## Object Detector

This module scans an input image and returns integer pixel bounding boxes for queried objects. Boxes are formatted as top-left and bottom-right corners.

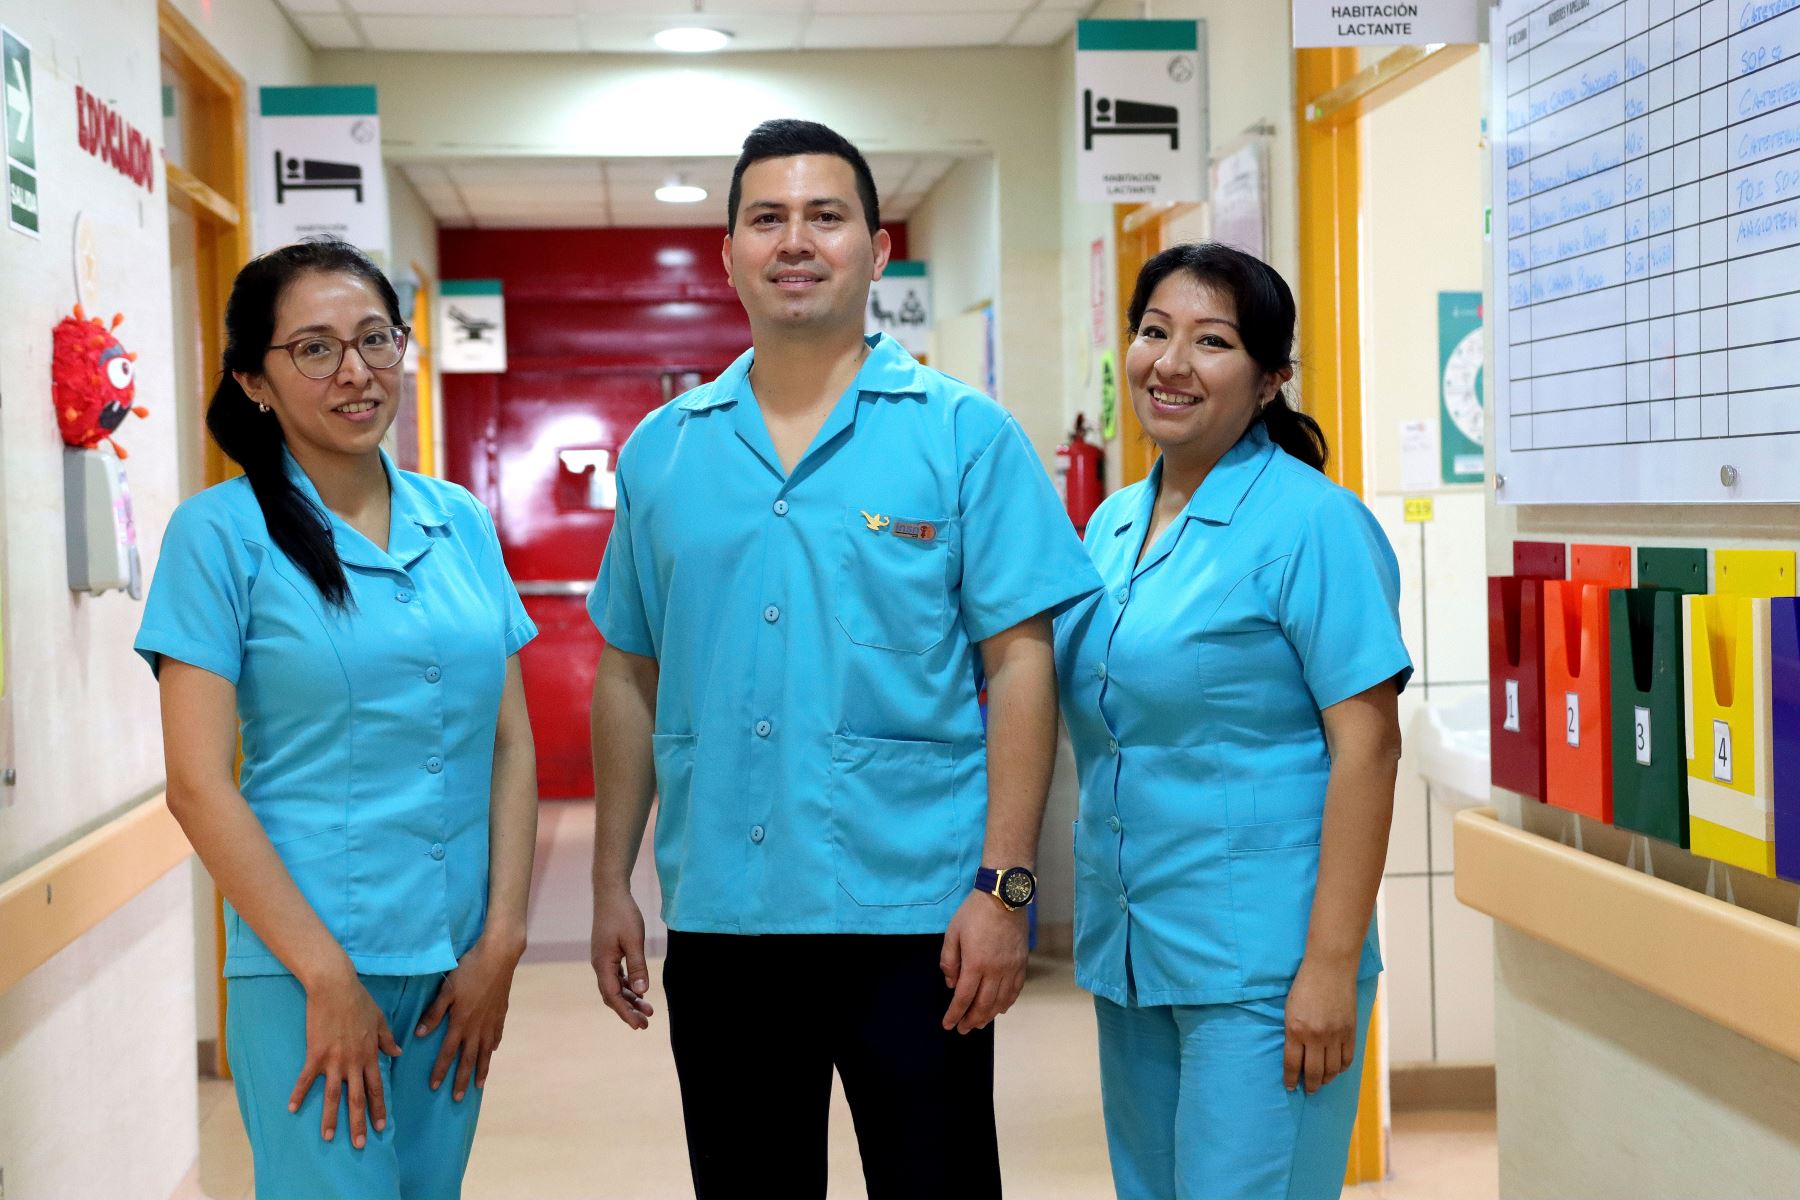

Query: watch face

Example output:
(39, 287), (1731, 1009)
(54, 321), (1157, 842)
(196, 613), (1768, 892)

(999, 868), (1035, 907)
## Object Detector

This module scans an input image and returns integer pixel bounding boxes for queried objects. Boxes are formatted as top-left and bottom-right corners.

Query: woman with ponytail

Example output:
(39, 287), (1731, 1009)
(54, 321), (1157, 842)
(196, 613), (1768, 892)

(135, 238), (538, 1199)
(1054, 243), (1410, 1199)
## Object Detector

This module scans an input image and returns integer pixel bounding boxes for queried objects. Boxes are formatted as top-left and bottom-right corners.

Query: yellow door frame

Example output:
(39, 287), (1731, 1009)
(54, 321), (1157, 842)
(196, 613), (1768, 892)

(160, 0), (251, 1079)
(1297, 40), (1480, 1186)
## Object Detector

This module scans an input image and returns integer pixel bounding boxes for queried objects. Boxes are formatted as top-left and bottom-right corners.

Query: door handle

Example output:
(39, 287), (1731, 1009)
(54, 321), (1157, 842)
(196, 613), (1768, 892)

(515, 580), (592, 596)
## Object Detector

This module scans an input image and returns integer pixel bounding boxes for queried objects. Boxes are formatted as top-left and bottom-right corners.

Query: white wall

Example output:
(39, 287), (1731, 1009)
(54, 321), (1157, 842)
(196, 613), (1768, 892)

(0, 0), (313, 1195)
(1359, 52), (1496, 1068)
(907, 155), (998, 327)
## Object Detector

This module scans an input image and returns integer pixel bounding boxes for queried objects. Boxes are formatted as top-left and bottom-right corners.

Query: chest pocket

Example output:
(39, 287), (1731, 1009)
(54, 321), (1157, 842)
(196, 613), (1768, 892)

(835, 507), (955, 654)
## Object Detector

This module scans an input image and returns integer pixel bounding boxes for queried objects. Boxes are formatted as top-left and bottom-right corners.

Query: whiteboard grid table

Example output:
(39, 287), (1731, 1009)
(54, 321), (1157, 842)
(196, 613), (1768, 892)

(1492, 0), (1800, 502)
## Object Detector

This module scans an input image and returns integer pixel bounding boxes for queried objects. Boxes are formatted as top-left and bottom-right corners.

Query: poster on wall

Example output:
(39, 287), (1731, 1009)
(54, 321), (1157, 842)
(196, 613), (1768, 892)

(1291, 0), (1481, 47)
(4, 26), (38, 237)
(438, 279), (507, 374)
(1438, 291), (1483, 484)
(1210, 136), (1269, 261)
(866, 260), (931, 356)
(254, 85), (388, 263)
(1076, 20), (1207, 204)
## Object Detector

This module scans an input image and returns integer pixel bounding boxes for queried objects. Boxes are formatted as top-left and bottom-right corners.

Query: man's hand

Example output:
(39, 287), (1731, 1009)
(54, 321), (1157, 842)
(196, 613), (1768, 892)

(939, 890), (1029, 1034)
(591, 883), (655, 1030)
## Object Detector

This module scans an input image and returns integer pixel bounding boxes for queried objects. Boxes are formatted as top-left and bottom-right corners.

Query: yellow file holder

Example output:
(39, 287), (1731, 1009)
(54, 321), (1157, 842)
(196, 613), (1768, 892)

(1684, 551), (1795, 877)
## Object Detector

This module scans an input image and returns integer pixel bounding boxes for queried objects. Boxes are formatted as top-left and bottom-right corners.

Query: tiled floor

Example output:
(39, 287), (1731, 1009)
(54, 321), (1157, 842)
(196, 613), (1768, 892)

(196, 801), (1499, 1198)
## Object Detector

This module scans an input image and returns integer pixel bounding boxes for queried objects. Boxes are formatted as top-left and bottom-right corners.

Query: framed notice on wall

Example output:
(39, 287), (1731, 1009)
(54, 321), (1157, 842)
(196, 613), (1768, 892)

(1491, 0), (1800, 503)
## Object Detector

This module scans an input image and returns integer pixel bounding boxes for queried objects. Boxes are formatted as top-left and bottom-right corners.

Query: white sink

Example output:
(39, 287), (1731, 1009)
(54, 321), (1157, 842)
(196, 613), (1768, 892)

(1409, 693), (1492, 811)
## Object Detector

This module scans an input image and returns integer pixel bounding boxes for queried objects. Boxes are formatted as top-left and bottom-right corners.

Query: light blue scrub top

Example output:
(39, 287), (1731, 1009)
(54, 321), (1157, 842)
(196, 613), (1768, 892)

(589, 334), (1102, 935)
(135, 449), (537, 977)
(1055, 425), (1411, 1007)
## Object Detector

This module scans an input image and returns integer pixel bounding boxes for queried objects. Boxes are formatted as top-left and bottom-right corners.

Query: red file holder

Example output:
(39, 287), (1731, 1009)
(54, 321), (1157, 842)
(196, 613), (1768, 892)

(1490, 575), (1549, 800)
(1541, 545), (1632, 822)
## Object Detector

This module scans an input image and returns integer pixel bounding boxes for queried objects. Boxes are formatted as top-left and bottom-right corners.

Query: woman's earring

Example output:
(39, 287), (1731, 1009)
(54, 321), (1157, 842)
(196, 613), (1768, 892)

(255, 400), (270, 413)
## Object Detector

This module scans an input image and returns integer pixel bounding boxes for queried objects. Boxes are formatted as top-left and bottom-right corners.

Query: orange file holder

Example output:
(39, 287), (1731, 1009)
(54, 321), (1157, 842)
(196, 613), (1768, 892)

(1684, 550), (1797, 877)
(1542, 544), (1632, 821)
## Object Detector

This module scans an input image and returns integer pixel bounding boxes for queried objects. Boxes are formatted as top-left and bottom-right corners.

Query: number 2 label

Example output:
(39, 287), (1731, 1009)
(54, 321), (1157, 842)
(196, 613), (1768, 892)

(1713, 719), (1733, 783)
(1565, 692), (1580, 747)
(1634, 706), (1651, 766)
(1504, 679), (1521, 733)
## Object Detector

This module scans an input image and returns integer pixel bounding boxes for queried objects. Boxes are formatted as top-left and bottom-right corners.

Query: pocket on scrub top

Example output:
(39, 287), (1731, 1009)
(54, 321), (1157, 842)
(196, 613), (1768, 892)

(834, 507), (954, 654)
(1226, 814), (1323, 989)
(830, 734), (962, 906)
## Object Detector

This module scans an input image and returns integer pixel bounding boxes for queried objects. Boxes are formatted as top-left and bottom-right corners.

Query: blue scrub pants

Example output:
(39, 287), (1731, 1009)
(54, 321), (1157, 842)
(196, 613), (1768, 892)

(226, 972), (483, 1200)
(1094, 975), (1379, 1200)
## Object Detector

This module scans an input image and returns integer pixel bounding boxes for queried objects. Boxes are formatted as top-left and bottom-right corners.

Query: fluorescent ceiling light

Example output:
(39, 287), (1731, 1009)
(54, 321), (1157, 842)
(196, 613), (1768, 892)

(654, 26), (732, 52)
(655, 182), (708, 204)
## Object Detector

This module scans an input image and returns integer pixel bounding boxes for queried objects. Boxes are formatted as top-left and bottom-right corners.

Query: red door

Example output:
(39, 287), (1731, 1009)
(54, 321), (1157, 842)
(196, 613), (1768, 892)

(439, 228), (750, 799)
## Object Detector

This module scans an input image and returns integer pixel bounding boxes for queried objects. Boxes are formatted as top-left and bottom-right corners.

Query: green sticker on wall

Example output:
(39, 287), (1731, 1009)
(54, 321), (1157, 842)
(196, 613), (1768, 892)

(1100, 351), (1117, 440)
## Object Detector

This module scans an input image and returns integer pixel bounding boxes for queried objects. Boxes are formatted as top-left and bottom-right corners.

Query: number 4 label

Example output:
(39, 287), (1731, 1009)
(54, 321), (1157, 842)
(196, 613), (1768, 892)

(1503, 679), (1520, 733)
(1634, 706), (1651, 766)
(1565, 692), (1580, 747)
(1713, 719), (1733, 783)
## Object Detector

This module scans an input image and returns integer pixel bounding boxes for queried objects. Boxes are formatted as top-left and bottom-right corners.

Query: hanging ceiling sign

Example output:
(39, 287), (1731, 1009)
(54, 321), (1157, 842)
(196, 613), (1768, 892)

(438, 280), (507, 374)
(255, 85), (389, 262)
(866, 260), (931, 357)
(1291, 1), (1480, 47)
(1076, 20), (1207, 204)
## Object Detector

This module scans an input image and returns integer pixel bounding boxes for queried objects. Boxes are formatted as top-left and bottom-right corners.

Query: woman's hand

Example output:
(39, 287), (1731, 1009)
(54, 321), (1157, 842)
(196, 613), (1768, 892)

(415, 931), (526, 1102)
(290, 961), (402, 1147)
(1282, 955), (1361, 1094)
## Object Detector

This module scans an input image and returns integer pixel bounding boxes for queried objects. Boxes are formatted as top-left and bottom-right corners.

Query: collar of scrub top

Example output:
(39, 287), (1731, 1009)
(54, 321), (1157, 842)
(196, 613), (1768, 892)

(280, 444), (450, 572)
(1114, 422), (1277, 580)
(674, 333), (929, 483)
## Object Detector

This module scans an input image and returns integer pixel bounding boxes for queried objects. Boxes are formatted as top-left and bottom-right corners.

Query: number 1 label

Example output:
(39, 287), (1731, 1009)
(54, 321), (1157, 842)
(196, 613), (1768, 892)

(1504, 679), (1520, 733)
(1565, 692), (1580, 747)
(1633, 706), (1651, 766)
(1713, 719), (1733, 783)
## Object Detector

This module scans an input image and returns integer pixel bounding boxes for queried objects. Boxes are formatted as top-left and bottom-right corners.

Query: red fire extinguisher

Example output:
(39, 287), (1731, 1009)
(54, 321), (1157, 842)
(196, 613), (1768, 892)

(1055, 413), (1104, 535)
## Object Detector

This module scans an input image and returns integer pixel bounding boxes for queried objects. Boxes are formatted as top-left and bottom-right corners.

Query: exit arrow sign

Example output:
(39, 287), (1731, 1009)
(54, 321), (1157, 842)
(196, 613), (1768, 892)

(2, 28), (31, 171)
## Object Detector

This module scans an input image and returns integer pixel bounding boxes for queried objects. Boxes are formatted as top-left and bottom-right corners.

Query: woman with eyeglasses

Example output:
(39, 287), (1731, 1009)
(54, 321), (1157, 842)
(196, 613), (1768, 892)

(135, 238), (538, 1200)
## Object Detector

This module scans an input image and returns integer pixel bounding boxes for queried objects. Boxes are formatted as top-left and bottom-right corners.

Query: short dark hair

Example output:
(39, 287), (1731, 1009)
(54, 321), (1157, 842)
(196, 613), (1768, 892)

(727, 118), (880, 235)
(206, 237), (405, 607)
(1126, 242), (1328, 471)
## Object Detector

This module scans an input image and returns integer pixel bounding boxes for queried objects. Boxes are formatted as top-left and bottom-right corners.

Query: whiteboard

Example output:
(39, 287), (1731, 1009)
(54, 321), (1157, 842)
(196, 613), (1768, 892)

(1492, 0), (1800, 503)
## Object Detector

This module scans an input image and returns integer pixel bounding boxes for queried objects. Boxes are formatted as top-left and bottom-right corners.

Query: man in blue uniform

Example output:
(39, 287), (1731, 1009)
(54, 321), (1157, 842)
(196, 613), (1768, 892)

(585, 119), (1099, 1198)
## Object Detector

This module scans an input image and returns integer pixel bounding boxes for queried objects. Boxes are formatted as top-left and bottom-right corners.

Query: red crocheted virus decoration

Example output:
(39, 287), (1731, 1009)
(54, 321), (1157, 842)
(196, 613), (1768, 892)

(53, 305), (148, 459)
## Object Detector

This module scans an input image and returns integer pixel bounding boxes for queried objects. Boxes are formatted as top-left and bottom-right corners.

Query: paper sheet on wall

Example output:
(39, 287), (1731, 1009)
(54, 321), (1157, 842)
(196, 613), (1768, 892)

(1491, 0), (1800, 503)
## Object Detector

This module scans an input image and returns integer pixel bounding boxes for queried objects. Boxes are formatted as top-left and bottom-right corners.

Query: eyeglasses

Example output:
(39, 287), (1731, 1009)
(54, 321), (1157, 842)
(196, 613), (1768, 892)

(268, 325), (410, 380)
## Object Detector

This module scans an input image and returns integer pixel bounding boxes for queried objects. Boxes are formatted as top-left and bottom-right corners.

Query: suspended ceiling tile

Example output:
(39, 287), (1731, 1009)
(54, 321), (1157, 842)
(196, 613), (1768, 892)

(801, 12), (1020, 49)
(447, 159), (605, 187)
(1008, 9), (1078, 45)
(582, 0), (808, 12)
(356, 14), (584, 52)
(814, 0), (1034, 12)
(290, 13), (364, 49)
(347, 0), (577, 11)
(275, 0), (343, 15)
(886, 192), (927, 219)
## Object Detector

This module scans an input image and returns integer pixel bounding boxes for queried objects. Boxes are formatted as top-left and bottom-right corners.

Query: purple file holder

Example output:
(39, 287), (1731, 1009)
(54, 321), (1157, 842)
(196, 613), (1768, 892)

(1773, 598), (1800, 882)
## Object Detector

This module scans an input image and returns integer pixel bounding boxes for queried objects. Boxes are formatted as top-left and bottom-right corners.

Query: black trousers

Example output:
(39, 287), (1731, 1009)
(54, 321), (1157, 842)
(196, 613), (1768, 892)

(663, 930), (1002, 1200)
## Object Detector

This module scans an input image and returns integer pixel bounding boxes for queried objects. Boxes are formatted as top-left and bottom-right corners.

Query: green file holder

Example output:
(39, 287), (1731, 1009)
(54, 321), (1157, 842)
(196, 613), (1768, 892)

(1610, 587), (1692, 846)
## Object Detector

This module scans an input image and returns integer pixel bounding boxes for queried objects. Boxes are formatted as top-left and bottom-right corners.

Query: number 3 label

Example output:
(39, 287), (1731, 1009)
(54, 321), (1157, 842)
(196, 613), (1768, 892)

(1504, 679), (1520, 733)
(1633, 706), (1651, 766)
(1565, 692), (1580, 747)
(1713, 719), (1733, 783)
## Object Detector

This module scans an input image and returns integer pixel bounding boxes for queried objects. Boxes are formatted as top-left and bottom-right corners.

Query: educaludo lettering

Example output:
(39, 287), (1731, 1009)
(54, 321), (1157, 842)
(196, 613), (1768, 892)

(75, 85), (155, 192)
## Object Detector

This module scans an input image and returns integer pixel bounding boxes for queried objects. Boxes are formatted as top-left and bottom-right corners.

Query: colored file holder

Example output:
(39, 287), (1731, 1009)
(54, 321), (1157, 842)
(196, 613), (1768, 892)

(1542, 545), (1632, 821)
(1490, 575), (1548, 800)
(1684, 551), (1794, 877)
(1772, 599), (1800, 882)
(1610, 589), (1694, 846)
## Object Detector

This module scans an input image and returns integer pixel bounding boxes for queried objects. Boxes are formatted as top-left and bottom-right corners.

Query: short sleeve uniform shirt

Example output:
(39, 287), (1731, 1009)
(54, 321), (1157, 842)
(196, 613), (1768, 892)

(135, 449), (536, 977)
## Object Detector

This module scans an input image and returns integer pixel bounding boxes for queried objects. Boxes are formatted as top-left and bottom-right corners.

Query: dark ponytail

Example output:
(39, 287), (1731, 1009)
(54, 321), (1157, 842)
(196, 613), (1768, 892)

(205, 237), (404, 608)
(1125, 242), (1328, 472)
